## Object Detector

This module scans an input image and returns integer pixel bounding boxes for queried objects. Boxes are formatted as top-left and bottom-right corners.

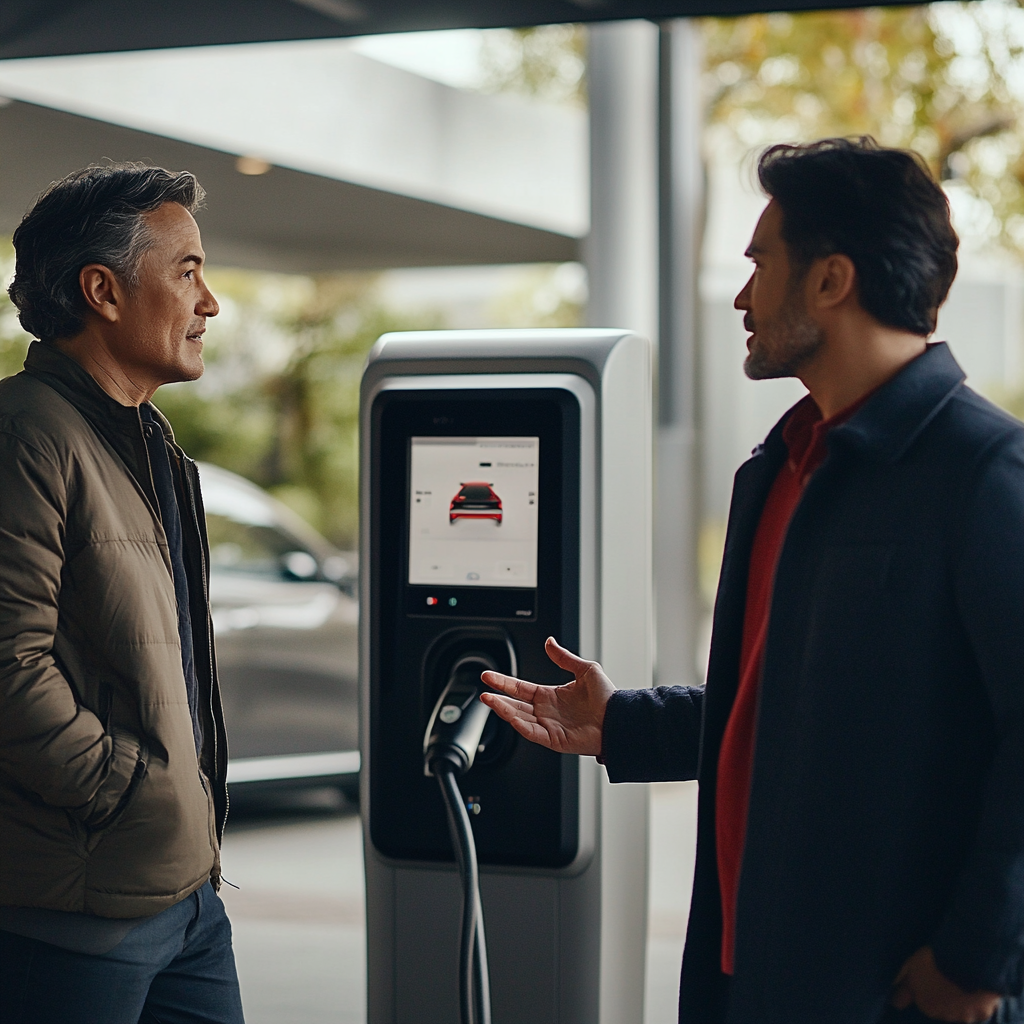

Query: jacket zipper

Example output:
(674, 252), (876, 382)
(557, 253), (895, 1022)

(181, 454), (228, 840)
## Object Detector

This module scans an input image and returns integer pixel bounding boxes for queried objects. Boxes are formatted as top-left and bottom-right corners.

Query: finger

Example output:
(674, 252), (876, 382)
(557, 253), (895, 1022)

(481, 671), (539, 701)
(480, 692), (535, 716)
(544, 636), (594, 676)
(479, 693), (557, 749)
(480, 692), (537, 722)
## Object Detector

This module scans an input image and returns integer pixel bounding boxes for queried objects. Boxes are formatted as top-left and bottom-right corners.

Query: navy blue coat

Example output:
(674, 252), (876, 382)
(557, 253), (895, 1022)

(602, 344), (1024, 1023)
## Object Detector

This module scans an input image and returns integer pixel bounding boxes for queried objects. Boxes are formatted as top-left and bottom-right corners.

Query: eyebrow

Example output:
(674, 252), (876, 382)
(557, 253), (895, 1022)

(179, 253), (204, 265)
(745, 243), (764, 258)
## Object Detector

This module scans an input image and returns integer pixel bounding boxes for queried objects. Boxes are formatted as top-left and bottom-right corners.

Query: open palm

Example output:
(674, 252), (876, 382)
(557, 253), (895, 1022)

(479, 637), (614, 757)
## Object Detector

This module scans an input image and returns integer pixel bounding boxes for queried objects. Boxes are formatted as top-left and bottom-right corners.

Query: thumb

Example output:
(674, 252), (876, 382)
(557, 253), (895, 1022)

(544, 636), (592, 677)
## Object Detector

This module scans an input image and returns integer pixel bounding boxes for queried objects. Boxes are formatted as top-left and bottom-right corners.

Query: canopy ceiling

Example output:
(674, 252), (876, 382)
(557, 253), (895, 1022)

(0, 99), (579, 271)
(1, 0), (930, 60)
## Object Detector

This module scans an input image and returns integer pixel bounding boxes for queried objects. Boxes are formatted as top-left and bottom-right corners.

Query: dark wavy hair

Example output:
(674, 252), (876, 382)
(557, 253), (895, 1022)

(8, 163), (205, 342)
(757, 138), (958, 336)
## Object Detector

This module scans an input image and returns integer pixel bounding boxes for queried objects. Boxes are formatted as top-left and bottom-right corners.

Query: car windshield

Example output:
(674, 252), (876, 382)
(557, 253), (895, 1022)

(207, 514), (309, 578)
(460, 486), (493, 501)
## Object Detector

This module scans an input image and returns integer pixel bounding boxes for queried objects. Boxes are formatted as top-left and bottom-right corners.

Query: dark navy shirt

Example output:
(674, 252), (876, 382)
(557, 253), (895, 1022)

(140, 403), (202, 755)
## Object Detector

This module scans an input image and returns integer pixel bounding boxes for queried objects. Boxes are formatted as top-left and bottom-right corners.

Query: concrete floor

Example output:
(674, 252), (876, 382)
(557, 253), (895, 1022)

(220, 781), (698, 1024)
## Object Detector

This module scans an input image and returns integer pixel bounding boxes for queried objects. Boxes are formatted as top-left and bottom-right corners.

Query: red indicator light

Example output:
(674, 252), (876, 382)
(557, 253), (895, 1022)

(426, 596), (438, 606)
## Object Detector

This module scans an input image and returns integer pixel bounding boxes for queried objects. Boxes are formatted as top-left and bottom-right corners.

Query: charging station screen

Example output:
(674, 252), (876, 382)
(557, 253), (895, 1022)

(408, 436), (539, 589)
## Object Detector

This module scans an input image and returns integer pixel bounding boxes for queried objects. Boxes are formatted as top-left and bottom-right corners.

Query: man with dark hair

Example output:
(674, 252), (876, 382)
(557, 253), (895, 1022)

(0, 163), (243, 1023)
(483, 137), (1024, 1023)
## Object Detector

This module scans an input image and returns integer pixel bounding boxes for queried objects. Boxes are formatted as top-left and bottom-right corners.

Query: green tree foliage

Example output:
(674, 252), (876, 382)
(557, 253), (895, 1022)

(702, 2), (1024, 256)
(0, 245), (32, 379)
(480, 24), (587, 106)
(487, 263), (587, 327)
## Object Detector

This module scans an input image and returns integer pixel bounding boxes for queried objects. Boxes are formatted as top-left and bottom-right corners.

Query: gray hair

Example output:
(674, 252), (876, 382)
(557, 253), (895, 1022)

(8, 163), (206, 342)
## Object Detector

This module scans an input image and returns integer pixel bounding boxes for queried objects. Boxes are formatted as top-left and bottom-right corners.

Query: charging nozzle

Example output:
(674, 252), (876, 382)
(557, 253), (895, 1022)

(423, 652), (496, 1024)
(424, 655), (495, 777)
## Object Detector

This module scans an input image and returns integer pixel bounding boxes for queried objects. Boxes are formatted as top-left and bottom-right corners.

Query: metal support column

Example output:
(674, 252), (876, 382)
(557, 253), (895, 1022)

(586, 20), (660, 345)
(588, 17), (703, 689)
(586, 20), (658, 1024)
(656, 19), (703, 688)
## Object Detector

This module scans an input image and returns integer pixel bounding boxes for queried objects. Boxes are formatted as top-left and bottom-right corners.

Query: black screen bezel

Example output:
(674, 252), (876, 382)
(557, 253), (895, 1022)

(370, 386), (582, 868)
(386, 395), (569, 625)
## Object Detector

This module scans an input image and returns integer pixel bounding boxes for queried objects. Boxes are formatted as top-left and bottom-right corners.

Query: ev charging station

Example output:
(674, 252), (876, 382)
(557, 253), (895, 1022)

(360, 329), (653, 1024)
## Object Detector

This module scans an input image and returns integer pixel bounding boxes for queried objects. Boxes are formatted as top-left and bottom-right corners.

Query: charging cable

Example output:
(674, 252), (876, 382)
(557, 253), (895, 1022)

(424, 656), (495, 1024)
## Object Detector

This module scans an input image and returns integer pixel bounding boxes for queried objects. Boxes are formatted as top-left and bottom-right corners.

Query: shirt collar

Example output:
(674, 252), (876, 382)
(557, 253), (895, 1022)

(782, 388), (874, 481)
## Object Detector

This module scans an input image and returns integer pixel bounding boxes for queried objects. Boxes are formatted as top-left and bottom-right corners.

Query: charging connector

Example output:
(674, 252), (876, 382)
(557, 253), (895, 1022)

(424, 655), (494, 1024)
(424, 656), (495, 778)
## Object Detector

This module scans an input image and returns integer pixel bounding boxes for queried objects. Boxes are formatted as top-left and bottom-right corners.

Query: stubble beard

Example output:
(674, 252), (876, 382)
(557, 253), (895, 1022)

(743, 284), (825, 382)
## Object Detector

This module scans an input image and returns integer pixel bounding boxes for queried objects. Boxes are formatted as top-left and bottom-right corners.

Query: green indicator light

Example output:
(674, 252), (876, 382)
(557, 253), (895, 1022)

(448, 597), (458, 607)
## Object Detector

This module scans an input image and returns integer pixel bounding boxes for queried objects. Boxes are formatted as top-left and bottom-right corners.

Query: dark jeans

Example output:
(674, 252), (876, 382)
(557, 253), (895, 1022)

(0, 882), (244, 1024)
(878, 995), (1023, 1023)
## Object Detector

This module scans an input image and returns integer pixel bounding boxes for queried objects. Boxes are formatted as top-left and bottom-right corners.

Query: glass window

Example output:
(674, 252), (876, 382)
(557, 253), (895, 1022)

(207, 514), (309, 579)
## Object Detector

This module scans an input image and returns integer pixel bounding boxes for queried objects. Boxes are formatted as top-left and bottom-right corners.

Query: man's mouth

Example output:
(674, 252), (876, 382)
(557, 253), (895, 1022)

(743, 317), (756, 347)
(186, 327), (205, 343)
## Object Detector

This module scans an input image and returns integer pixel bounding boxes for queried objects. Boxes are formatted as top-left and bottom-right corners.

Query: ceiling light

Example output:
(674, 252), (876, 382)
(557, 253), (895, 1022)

(236, 156), (272, 176)
(290, 0), (365, 22)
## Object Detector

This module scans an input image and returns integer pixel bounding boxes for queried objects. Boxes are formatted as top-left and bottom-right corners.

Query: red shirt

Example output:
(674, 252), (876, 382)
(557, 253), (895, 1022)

(715, 392), (870, 975)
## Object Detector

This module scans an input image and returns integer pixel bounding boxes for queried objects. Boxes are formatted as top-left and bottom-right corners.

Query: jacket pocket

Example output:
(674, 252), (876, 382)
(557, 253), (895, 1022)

(71, 729), (149, 831)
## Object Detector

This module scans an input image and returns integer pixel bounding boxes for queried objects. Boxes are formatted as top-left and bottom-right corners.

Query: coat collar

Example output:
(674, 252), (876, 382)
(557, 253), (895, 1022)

(22, 340), (176, 445)
(758, 342), (965, 468)
(21, 341), (178, 518)
(830, 342), (965, 463)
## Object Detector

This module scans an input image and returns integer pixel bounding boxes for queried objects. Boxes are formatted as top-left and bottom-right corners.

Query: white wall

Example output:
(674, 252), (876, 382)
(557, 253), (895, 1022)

(935, 262), (1024, 393)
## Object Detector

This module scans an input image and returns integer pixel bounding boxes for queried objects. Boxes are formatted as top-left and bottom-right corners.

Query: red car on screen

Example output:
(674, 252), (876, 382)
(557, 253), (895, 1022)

(449, 482), (503, 524)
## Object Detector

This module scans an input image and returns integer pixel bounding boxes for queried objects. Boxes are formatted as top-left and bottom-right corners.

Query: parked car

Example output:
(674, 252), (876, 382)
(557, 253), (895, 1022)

(198, 462), (359, 803)
(449, 481), (503, 524)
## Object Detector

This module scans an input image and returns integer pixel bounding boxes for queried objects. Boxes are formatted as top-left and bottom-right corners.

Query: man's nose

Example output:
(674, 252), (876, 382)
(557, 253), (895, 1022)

(734, 273), (754, 311)
(198, 285), (219, 318)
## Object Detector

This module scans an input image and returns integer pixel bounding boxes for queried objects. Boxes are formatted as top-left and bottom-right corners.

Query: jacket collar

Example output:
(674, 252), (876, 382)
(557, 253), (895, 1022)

(22, 340), (176, 445)
(21, 341), (176, 515)
(758, 342), (965, 468)
(24, 340), (144, 434)
(830, 342), (965, 463)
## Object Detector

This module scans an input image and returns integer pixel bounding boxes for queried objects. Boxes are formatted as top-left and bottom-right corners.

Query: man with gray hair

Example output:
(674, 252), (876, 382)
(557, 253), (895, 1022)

(0, 164), (243, 1024)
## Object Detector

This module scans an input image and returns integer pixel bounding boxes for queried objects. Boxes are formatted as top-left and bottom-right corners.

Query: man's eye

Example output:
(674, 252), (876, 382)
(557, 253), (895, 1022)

(183, 270), (194, 279)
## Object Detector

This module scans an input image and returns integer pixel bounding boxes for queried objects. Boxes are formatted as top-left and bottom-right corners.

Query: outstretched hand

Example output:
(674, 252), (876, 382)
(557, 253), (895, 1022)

(479, 637), (614, 757)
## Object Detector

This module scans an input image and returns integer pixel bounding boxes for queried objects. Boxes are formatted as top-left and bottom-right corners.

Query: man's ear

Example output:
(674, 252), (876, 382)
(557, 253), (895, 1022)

(811, 253), (857, 311)
(79, 264), (124, 324)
